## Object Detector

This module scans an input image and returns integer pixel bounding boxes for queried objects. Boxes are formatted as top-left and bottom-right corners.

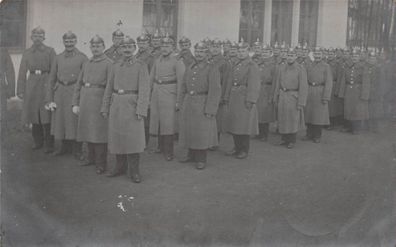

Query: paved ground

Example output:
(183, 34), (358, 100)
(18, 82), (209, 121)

(1, 110), (396, 246)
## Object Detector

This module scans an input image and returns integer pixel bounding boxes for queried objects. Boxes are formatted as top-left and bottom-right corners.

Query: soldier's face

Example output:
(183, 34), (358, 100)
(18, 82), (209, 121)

(368, 56), (377, 65)
(161, 44), (173, 56)
(209, 45), (221, 56)
(253, 46), (261, 55)
(180, 42), (191, 51)
(63, 39), (77, 51)
(152, 40), (161, 48)
(273, 49), (280, 56)
(229, 48), (238, 57)
(351, 54), (360, 63)
(137, 42), (149, 51)
(31, 34), (44, 45)
(113, 36), (124, 47)
(194, 49), (207, 61)
(261, 51), (272, 59)
(122, 44), (136, 57)
(313, 52), (323, 62)
(237, 47), (249, 59)
(90, 43), (105, 56)
(286, 54), (297, 64)
(223, 45), (231, 54)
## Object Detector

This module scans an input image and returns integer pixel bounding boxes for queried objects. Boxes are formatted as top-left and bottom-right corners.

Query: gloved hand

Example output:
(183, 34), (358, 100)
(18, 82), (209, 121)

(101, 112), (109, 119)
(45, 102), (57, 111)
(136, 114), (143, 120)
(204, 113), (215, 119)
(72, 106), (80, 115)
(297, 104), (304, 111)
(321, 99), (328, 105)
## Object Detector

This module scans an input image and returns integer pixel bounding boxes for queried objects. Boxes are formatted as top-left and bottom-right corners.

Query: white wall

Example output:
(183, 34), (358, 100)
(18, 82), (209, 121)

(26, 0), (144, 55)
(178, 0), (240, 46)
(316, 0), (348, 48)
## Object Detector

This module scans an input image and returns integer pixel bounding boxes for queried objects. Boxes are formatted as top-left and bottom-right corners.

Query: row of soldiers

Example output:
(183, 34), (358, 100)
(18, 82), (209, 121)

(12, 26), (391, 183)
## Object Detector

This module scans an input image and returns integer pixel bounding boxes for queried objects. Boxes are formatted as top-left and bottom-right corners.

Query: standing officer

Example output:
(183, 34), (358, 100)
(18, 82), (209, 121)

(46, 31), (88, 158)
(150, 30), (162, 59)
(72, 35), (112, 174)
(136, 33), (154, 72)
(17, 27), (55, 152)
(224, 40), (260, 159)
(273, 48), (308, 149)
(256, 45), (276, 142)
(303, 48), (333, 143)
(178, 41), (221, 169)
(338, 48), (370, 134)
(149, 35), (185, 161)
(327, 48), (344, 129)
(251, 39), (262, 64)
(0, 47), (15, 136)
(227, 42), (239, 67)
(101, 36), (150, 183)
(208, 38), (231, 150)
(223, 39), (232, 59)
(177, 37), (196, 68)
(104, 29), (124, 63)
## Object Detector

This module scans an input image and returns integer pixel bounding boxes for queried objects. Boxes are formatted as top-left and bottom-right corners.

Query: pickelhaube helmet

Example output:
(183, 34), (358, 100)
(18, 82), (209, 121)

(351, 47), (361, 55)
(90, 35), (105, 45)
(210, 38), (222, 47)
(112, 29), (124, 38)
(237, 38), (249, 49)
(31, 26), (45, 37)
(280, 41), (288, 51)
(202, 37), (211, 46)
(179, 36), (191, 44)
(137, 33), (150, 43)
(253, 38), (262, 48)
(287, 47), (297, 55)
(161, 33), (174, 45)
(121, 36), (136, 45)
(230, 42), (239, 49)
(63, 31), (77, 40)
(223, 39), (232, 46)
(262, 44), (272, 51)
(152, 29), (162, 41)
(194, 41), (208, 51)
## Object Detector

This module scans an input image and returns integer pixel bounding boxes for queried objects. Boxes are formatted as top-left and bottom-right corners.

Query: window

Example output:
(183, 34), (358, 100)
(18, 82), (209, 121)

(347, 0), (395, 51)
(239, 0), (265, 45)
(143, 0), (178, 38)
(271, 0), (293, 45)
(0, 0), (27, 51)
(299, 0), (319, 47)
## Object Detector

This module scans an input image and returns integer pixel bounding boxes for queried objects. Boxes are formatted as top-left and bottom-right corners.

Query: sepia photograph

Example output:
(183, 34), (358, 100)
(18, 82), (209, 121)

(1, 0), (396, 246)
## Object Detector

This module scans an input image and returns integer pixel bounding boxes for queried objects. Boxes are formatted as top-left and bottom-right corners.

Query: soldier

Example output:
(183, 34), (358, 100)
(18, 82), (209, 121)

(251, 39), (262, 64)
(136, 33), (154, 72)
(17, 27), (55, 152)
(367, 51), (385, 132)
(46, 31), (88, 158)
(327, 48), (344, 129)
(338, 48), (370, 134)
(177, 37), (196, 68)
(71, 35), (112, 174)
(150, 30), (162, 59)
(149, 35), (185, 161)
(178, 41), (221, 169)
(223, 39), (232, 59)
(101, 36), (150, 183)
(0, 47), (15, 135)
(272, 42), (282, 65)
(256, 45), (276, 142)
(227, 42), (239, 67)
(296, 43), (311, 70)
(273, 48), (308, 149)
(303, 47), (333, 143)
(224, 40), (260, 159)
(104, 29), (124, 63)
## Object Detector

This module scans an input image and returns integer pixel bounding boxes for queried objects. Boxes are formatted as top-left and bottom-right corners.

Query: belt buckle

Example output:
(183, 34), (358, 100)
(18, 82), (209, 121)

(233, 83), (238, 86)
(281, 87), (286, 91)
(189, 91), (195, 95)
(312, 82), (316, 86)
(85, 83), (91, 87)
(118, 89), (125, 94)
(158, 79), (162, 84)
(36, 70), (42, 75)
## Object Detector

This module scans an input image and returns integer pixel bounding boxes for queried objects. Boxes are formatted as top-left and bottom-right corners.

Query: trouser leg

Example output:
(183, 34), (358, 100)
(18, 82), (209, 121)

(232, 134), (241, 154)
(351, 120), (362, 134)
(94, 143), (107, 171)
(86, 142), (95, 165)
(42, 123), (54, 153)
(32, 123), (44, 148)
(312, 124), (322, 140)
(72, 141), (83, 160)
(144, 111), (150, 146)
(288, 133), (297, 144)
(240, 135), (250, 153)
(127, 153), (141, 183)
(193, 149), (207, 163)
(305, 123), (313, 139)
(114, 154), (127, 174)
(162, 134), (174, 159)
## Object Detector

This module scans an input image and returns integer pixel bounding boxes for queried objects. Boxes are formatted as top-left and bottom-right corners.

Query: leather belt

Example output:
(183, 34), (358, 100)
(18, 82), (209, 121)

(264, 82), (272, 85)
(232, 83), (247, 87)
(155, 79), (177, 85)
(346, 81), (361, 85)
(29, 70), (49, 75)
(280, 87), (298, 92)
(308, 82), (325, 86)
(113, 89), (138, 95)
(188, 91), (208, 96)
(83, 83), (106, 89)
(58, 80), (77, 86)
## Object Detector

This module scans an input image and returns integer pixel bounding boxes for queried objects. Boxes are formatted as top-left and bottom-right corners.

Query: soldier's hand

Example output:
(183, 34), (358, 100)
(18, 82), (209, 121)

(101, 112), (109, 119)
(245, 101), (253, 110)
(136, 114), (143, 120)
(175, 103), (180, 112)
(297, 105), (304, 111)
(72, 106), (80, 115)
(321, 99), (328, 105)
(204, 113), (214, 119)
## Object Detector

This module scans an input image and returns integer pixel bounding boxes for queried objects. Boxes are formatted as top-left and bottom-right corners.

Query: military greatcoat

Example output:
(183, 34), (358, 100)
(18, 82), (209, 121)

(257, 58), (276, 123)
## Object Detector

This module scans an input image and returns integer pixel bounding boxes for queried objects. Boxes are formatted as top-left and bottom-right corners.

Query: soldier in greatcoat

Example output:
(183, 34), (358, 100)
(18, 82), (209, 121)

(104, 29), (124, 63)
(0, 47), (15, 136)
(227, 42), (239, 67)
(71, 35), (112, 174)
(224, 41), (261, 159)
(338, 49), (370, 134)
(251, 39), (262, 65)
(150, 30), (163, 59)
(303, 48), (333, 143)
(366, 51), (385, 132)
(327, 48), (344, 129)
(17, 27), (55, 152)
(46, 31), (88, 158)
(178, 42), (221, 170)
(256, 45), (276, 141)
(273, 48), (308, 149)
(208, 38), (231, 150)
(223, 40), (232, 59)
(177, 37), (196, 68)
(149, 35), (185, 161)
(101, 36), (150, 183)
